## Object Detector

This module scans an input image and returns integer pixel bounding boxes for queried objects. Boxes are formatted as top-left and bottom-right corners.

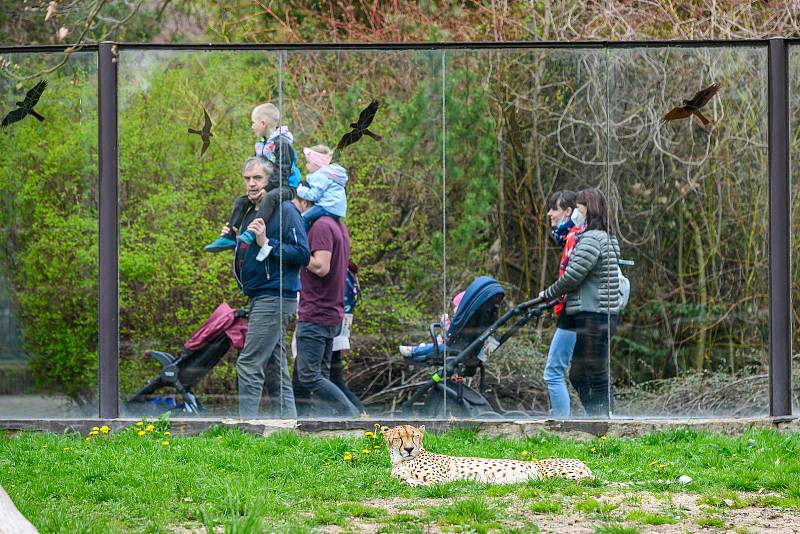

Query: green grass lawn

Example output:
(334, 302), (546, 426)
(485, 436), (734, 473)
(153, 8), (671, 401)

(1, 421), (799, 533)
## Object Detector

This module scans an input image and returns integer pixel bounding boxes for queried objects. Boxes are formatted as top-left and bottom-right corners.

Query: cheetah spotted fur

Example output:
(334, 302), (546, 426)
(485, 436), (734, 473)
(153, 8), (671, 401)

(382, 424), (592, 486)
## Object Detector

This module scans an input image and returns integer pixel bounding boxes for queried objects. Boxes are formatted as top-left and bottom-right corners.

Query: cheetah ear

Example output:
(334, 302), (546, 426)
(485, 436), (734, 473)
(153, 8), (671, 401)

(380, 425), (390, 437)
(418, 425), (425, 434)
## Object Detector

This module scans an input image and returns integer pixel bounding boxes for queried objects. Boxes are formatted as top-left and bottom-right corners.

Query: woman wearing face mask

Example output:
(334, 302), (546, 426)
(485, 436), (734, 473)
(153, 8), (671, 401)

(543, 190), (582, 418)
(538, 188), (621, 417)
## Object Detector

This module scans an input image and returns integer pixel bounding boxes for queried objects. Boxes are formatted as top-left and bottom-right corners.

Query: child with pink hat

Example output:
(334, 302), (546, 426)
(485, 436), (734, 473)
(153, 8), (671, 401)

(295, 144), (348, 228)
(399, 290), (465, 357)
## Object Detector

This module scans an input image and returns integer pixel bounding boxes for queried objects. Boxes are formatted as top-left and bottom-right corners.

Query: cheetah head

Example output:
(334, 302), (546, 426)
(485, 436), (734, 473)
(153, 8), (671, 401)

(381, 424), (425, 464)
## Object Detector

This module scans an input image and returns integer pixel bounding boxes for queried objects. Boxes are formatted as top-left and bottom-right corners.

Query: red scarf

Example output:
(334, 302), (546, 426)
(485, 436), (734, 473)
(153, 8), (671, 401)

(554, 225), (584, 317)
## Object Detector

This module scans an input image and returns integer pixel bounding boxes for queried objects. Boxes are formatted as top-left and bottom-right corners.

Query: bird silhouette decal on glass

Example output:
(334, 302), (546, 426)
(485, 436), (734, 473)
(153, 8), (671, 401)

(2, 79), (47, 127)
(662, 83), (720, 132)
(336, 100), (381, 151)
(188, 107), (213, 155)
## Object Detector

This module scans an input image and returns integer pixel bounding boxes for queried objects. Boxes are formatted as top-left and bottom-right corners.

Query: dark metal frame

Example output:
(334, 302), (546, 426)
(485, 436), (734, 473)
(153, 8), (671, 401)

(98, 42), (119, 418)
(0, 38), (794, 420)
(768, 39), (792, 417)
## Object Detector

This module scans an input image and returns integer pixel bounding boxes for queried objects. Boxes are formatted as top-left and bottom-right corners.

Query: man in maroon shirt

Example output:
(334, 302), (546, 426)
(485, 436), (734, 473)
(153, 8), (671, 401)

(292, 193), (360, 416)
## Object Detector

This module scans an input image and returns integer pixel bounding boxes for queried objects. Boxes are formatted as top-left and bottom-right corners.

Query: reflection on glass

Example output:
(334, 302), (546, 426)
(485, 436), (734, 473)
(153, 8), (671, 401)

(2, 44), (775, 422)
(118, 50), (285, 417)
(119, 49), (445, 420)
(442, 48), (610, 419)
(0, 51), (98, 418)
(284, 49), (446, 419)
(608, 46), (769, 417)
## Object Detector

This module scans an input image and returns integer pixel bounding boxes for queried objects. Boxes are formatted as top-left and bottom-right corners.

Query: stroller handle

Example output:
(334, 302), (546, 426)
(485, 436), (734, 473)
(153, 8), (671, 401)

(515, 296), (559, 313)
(429, 322), (445, 357)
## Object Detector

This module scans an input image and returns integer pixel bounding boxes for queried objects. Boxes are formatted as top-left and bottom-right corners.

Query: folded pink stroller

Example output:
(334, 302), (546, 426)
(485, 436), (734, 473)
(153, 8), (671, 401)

(126, 302), (248, 414)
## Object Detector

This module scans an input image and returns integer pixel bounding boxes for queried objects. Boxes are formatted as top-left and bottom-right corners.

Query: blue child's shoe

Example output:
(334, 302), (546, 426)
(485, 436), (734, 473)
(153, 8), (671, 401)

(204, 236), (237, 252)
(237, 230), (256, 245)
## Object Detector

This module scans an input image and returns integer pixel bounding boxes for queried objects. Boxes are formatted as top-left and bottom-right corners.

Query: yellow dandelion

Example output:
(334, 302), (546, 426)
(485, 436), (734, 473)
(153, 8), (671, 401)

(162, 440), (170, 446)
(600, 435), (607, 440)
(89, 430), (98, 436)
(91, 426), (100, 431)
(41, 445), (48, 449)
(521, 450), (529, 456)
(374, 445), (381, 449)
(137, 431), (146, 437)
(590, 447), (596, 453)
(364, 431), (376, 438)
(63, 447), (71, 451)
(530, 457), (538, 461)
(85, 437), (91, 442)
(163, 431), (171, 436)
(374, 423), (381, 428)
(343, 453), (353, 461)
(649, 460), (658, 466)
(659, 464), (666, 469)
(145, 424), (155, 432)
(362, 449), (370, 454)
(100, 425), (110, 433)
(135, 422), (144, 427)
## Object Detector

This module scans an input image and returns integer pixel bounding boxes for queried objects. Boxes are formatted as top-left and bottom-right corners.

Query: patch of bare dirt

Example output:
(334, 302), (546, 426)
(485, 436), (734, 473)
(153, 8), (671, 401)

(332, 491), (800, 533)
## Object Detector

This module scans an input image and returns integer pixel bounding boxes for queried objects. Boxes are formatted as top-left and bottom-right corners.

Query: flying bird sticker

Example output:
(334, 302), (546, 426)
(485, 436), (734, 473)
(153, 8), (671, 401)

(188, 107), (213, 156)
(336, 99), (381, 151)
(663, 83), (720, 132)
(2, 79), (47, 127)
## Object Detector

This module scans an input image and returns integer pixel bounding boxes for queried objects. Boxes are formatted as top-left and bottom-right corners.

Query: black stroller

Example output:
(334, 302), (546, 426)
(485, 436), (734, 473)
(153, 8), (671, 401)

(125, 302), (248, 415)
(401, 275), (555, 418)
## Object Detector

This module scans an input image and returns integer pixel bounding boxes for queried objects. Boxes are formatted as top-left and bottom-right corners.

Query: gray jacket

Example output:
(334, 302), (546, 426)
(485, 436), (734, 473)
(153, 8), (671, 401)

(543, 229), (621, 315)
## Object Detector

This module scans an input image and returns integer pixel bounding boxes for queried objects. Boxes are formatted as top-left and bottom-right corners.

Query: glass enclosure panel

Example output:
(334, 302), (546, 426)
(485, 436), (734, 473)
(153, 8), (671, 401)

(118, 49), (287, 417)
(0, 43), (783, 421)
(444, 48), (610, 419)
(790, 44), (800, 416)
(119, 48), (444, 420)
(0, 51), (98, 418)
(283, 49), (445, 420)
(607, 45), (769, 417)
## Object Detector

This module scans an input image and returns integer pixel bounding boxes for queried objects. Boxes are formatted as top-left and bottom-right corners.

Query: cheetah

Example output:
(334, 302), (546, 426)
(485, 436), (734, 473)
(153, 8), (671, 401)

(381, 424), (592, 487)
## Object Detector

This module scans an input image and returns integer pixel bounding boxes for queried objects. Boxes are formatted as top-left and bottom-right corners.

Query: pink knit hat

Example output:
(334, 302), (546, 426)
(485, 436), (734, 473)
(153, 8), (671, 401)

(303, 147), (332, 168)
(452, 291), (466, 312)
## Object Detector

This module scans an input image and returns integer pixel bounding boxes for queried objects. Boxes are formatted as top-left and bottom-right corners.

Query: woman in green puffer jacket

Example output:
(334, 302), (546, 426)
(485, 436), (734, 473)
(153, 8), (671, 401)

(538, 188), (621, 417)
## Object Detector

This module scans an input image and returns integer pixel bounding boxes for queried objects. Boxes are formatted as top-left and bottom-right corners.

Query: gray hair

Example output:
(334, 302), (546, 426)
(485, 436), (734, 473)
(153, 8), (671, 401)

(242, 156), (274, 178)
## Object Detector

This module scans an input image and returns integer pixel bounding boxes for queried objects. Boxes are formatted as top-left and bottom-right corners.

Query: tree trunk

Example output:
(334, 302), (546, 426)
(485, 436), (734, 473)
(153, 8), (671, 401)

(690, 217), (708, 372)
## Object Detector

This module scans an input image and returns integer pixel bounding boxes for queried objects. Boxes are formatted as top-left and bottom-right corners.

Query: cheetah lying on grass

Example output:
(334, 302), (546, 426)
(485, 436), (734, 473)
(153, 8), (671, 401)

(381, 424), (592, 486)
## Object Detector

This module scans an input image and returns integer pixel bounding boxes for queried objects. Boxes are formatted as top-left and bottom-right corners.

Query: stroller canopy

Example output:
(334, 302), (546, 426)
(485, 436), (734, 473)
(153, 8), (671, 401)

(184, 302), (247, 351)
(448, 276), (505, 340)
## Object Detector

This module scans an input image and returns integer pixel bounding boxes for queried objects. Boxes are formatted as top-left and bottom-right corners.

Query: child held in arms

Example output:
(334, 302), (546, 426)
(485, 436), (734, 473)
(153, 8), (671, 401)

(205, 102), (302, 252)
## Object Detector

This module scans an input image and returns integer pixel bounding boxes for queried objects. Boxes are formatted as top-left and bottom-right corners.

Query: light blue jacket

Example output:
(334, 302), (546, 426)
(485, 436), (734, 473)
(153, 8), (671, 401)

(297, 164), (349, 217)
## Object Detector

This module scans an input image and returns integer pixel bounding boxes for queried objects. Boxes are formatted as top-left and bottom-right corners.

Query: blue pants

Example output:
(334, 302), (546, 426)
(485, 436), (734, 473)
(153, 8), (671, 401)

(543, 327), (576, 418)
(408, 342), (446, 357)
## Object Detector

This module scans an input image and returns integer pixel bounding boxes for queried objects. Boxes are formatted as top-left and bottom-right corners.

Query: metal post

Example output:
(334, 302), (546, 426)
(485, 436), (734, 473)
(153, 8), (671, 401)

(768, 38), (792, 417)
(98, 42), (119, 418)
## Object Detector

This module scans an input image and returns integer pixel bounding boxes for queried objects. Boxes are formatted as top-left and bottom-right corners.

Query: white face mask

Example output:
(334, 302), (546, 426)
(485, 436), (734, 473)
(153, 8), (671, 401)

(571, 208), (586, 227)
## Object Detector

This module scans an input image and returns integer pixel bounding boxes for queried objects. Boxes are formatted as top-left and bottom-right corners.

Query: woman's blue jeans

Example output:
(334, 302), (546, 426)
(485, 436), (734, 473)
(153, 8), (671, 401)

(543, 327), (576, 418)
